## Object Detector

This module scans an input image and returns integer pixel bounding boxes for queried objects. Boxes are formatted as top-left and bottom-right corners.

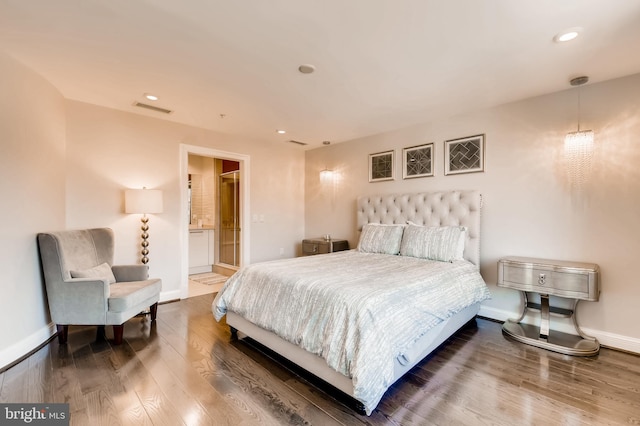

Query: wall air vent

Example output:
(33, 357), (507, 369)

(133, 101), (173, 114)
(287, 140), (308, 146)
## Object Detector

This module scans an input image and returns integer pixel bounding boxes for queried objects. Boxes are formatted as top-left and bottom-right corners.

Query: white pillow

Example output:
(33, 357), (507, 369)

(70, 262), (116, 284)
(400, 224), (467, 262)
(357, 223), (405, 255)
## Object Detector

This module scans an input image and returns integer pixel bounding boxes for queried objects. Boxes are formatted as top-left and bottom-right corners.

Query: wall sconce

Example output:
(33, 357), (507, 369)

(320, 168), (335, 185)
(125, 187), (163, 264)
(564, 76), (594, 189)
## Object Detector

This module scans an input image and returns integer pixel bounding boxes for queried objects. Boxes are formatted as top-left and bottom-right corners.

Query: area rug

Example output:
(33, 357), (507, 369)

(189, 272), (229, 285)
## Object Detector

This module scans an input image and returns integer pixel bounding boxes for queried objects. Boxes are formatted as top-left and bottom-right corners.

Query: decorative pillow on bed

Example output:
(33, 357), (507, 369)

(70, 262), (117, 284)
(357, 223), (405, 255)
(400, 223), (467, 262)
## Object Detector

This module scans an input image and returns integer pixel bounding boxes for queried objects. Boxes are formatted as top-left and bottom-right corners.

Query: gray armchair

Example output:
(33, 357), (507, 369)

(37, 228), (162, 345)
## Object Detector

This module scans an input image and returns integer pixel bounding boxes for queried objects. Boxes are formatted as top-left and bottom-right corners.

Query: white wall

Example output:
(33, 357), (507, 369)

(305, 73), (640, 353)
(65, 100), (306, 300)
(0, 52), (66, 369)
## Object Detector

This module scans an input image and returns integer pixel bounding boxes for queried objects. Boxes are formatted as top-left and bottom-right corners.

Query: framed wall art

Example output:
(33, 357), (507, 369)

(403, 143), (434, 179)
(369, 150), (395, 182)
(444, 134), (485, 175)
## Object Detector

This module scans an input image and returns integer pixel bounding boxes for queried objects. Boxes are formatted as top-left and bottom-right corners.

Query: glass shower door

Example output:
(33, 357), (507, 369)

(219, 171), (240, 267)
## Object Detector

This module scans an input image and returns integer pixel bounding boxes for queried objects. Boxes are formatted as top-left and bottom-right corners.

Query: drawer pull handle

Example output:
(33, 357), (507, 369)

(538, 273), (546, 285)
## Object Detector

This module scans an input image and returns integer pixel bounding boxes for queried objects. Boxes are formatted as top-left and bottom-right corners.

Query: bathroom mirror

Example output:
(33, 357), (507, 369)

(188, 173), (203, 225)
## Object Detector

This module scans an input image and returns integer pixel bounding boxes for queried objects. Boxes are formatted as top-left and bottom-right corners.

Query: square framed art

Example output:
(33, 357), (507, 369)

(403, 143), (434, 179)
(444, 134), (485, 175)
(369, 150), (395, 182)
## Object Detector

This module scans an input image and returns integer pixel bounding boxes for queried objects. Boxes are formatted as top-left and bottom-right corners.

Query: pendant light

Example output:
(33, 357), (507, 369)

(564, 76), (594, 190)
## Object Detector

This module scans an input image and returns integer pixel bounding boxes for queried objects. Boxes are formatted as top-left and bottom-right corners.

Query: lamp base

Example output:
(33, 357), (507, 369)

(140, 216), (150, 264)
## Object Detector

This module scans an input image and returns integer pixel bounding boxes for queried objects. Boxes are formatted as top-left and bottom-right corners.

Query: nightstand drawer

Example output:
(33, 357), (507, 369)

(501, 265), (589, 298)
(498, 257), (599, 301)
(302, 238), (349, 256)
(302, 241), (325, 255)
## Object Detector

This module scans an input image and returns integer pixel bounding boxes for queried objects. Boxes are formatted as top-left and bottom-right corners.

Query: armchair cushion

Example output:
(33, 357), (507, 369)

(70, 262), (116, 284)
(112, 264), (149, 282)
(52, 228), (114, 280)
(108, 279), (162, 312)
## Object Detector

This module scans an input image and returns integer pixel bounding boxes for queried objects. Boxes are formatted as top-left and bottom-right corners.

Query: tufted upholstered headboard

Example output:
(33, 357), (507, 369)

(357, 190), (483, 267)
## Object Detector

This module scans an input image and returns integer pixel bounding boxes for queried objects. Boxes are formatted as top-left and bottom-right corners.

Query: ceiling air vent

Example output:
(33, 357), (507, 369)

(287, 140), (308, 146)
(133, 101), (173, 114)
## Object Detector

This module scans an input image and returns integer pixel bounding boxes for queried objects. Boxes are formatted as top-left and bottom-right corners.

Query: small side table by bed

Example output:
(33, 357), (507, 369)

(302, 238), (349, 256)
(497, 256), (600, 356)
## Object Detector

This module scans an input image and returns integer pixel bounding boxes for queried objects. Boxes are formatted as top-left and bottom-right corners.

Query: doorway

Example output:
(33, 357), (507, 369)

(179, 144), (251, 300)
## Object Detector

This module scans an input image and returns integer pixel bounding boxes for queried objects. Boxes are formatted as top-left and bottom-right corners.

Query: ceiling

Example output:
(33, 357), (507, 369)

(1, 1), (640, 149)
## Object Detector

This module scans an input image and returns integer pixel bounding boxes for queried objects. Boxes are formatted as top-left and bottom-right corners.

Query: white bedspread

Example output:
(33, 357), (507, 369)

(212, 250), (490, 415)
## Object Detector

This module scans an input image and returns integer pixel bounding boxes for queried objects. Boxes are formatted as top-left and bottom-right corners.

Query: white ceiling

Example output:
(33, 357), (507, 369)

(1, 1), (640, 149)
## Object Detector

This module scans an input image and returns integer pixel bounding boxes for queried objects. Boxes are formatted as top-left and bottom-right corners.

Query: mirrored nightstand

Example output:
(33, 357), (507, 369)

(302, 238), (349, 256)
(497, 256), (600, 356)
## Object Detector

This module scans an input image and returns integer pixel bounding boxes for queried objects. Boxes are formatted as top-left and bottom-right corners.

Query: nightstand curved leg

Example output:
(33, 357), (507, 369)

(509, 291), (529, 323)
(572, 299), (596, 341)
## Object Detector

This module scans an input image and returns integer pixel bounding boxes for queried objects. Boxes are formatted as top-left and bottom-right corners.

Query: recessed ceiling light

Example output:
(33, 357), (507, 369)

(298, 64), (315, 74)
(277, 129), (286, 134)
(554, 27), (582, 43)
(144, 93), (159, 101)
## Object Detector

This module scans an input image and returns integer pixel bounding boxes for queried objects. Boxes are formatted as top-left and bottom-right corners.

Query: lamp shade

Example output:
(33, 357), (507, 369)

(125, 189), (163, 214)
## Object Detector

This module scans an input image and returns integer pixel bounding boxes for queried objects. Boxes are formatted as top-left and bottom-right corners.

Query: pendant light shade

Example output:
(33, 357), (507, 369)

(564, 77), (594, 190)
(564, 130), (594, 188)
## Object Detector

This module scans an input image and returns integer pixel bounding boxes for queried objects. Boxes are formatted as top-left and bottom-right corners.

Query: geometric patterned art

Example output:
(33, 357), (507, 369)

(369, 150), (395, 182)
(445, 134), (485, 175)
(450, 140), (481, 169)
(403, 143), (434, 179)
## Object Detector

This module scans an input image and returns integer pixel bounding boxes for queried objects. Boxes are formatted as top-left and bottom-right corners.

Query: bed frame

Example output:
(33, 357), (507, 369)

(227, 190), (483, 413)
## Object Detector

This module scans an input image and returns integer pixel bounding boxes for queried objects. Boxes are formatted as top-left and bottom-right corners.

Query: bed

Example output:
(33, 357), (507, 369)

(212, 190), (489, 415)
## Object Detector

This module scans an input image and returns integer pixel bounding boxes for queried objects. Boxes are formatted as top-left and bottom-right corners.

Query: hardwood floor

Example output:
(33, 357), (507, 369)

(1, 294), (639, 425)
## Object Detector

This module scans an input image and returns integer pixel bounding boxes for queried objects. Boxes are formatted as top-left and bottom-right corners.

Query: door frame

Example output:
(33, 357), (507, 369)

(179, 144), (250, 300)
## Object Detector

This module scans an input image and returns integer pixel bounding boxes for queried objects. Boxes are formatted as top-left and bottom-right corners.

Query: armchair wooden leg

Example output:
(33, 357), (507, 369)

(113, 324), (124, 345)
(150, 302), (158, 321)
(56, 325), (68, 344)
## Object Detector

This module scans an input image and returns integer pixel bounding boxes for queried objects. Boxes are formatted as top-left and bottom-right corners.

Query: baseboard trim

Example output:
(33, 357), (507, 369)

(0, 323), (57, 373)
(479, 305), (640, 355)
(189, 265), (212, 275)
(160, 289), (181, 302)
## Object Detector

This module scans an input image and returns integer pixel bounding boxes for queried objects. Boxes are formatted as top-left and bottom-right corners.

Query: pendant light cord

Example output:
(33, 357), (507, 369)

(570, 75), (589, 132)
(577, 86), (581, 132)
